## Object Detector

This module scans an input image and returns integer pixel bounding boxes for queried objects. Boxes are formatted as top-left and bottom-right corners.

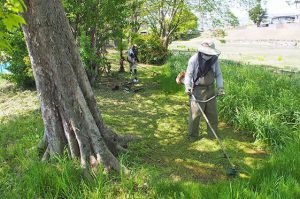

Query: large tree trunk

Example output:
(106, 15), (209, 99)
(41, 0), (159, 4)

(21, 0), (131, 175)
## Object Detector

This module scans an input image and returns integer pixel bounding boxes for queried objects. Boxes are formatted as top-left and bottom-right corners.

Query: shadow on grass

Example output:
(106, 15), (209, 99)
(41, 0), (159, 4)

(95, 69), (268, 184)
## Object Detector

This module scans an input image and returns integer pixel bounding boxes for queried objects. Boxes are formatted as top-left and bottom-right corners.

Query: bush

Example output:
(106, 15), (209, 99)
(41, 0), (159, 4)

(2, 30), (35, 88)
(79, 33), (111, 83)
(219, 39), (226, 44)
(132, 34), (168, 65)
(212, 29), (226, 38)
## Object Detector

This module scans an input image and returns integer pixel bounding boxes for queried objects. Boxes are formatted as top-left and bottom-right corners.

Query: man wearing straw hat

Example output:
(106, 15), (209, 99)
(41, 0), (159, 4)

(184, 40), (225, 141)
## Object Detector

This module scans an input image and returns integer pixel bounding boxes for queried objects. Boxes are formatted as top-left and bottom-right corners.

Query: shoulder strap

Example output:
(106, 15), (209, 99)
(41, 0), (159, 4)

(193, 53), (218, 84)
(193, 52), (202, 84)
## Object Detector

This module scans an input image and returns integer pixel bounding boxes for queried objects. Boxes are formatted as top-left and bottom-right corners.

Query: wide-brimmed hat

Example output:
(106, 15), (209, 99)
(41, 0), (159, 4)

(197, 40), (221, 56)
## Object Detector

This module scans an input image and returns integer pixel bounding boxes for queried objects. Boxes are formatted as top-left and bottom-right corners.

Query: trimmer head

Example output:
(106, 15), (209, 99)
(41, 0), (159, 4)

(227, 167), (238, 176)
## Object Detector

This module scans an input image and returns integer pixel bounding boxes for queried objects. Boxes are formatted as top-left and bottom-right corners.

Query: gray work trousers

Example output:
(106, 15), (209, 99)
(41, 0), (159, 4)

(189, 85), (218, 138)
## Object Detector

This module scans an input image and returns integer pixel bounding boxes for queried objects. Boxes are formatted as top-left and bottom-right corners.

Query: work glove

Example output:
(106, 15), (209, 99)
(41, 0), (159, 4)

(217, 87), (225, 96)
(185, 87), (192, 96)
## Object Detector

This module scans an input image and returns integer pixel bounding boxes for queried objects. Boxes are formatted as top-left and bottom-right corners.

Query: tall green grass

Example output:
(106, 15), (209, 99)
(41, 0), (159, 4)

(219, 60), (300, 146)
(155, 54), (190, 93)
(159, 55), (300, 146)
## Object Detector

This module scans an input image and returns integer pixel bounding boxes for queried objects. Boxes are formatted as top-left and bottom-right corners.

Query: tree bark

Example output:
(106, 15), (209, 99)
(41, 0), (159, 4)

(21, 0), (130, 175)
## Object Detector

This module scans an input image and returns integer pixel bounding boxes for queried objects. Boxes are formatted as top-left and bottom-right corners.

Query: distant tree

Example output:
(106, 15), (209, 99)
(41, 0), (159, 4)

(238, 0), (257, 11)
(144, 0), (190, 49)
(63, 0), (130, 85)
(249, 0), (265, 26)
(128, 0), (146, 34)
(172, 6), (198, 40)
(195, 0), (239, 29)
(225, 11), (239, 27)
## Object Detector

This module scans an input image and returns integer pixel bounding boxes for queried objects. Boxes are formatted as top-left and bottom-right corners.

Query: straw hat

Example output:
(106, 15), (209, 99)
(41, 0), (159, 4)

(197, 40), (221, 56)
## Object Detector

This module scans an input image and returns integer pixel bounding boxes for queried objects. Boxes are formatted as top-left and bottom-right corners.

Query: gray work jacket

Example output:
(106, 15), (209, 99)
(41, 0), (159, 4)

(184, 53), (224, 89)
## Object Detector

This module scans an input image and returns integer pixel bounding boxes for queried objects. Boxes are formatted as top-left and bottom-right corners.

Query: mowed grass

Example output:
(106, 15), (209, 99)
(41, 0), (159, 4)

(95, 63), (267, 182)
(0, 55), (299, 198)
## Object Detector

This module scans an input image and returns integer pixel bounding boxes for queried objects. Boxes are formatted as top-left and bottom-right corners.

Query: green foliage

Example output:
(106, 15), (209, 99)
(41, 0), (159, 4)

(2, 30), (34, 88)
(219, 39), (226, 44)
(0, 1), (34, 88)
(172, 5), (198, 41)
(0, 0), (26, 50)
(2, 13), (25, 30)
(63, 0), (130, 81)
(249, 0), (265, 26)
(133, 34), (168, 65)
(238, 0), (257, 11)
(225, 11), (239, 27)
(144, 0), (194, 48)
(257, 56), (265, 61)
(79, 32), (111, 78)
(196, 0), (239, 28)
(212, 29), (227, 38)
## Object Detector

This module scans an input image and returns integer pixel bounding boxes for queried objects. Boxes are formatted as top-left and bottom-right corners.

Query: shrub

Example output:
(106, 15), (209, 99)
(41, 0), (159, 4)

(212, 29), (226, 38)
(132, 34), (168, 65)
(257, 56), (265, 61)
(79, 33), (111, 83)
(2, 30), (35, 88)
(219, 39), (226, 44)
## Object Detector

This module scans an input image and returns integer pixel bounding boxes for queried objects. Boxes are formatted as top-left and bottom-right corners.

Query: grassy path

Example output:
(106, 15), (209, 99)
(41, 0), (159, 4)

(95, 62), (268, 183)
(0, 61), (269, 198)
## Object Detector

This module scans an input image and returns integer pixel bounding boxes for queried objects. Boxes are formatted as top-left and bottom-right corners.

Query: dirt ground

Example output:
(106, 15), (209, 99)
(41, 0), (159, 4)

(170, 24), (300, 71)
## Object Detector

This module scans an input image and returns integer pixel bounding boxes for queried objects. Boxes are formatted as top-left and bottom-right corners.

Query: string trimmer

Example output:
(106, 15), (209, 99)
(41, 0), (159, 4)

(190, 94), (238, 176)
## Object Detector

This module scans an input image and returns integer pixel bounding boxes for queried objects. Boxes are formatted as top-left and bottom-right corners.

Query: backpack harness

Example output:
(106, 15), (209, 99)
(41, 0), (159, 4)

(193, 52), (218, 85)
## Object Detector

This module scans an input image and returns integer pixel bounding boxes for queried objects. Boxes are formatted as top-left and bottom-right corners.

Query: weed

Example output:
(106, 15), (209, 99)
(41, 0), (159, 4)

(257, 56), (265, 61)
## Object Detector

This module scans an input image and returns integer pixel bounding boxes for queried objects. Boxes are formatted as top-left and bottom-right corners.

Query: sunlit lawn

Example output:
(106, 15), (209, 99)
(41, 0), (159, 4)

(0, 59), (268, 182)
(94, 60), (268, 183)
(0, 57), (274, 198)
